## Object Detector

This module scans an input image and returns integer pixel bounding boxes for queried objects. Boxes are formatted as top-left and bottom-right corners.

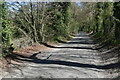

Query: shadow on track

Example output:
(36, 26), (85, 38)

(17, 57), (120, 69)
(42, 43), (95, 50)
(42, 34), (95, 50)
(56, 39), (94, 45)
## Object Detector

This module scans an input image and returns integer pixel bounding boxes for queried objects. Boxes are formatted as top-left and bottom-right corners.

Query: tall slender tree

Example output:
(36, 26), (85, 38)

(114, 2), (120, 40)
(1, 1), (12, 57)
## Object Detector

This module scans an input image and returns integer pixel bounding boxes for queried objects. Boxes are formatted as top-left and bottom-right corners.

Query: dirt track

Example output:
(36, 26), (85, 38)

(1, 32), (119, 78)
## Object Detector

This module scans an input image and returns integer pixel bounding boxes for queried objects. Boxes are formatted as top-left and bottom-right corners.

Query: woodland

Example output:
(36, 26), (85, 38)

(0, 1), (120, 78)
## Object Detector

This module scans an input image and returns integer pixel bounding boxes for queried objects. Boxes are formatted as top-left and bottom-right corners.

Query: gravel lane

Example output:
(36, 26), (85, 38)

(2, 32), (107, 78)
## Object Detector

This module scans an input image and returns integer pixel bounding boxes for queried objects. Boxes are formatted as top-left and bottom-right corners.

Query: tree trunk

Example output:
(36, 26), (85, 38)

(40, 3), (45, 43)
(30, 1), (38, 43)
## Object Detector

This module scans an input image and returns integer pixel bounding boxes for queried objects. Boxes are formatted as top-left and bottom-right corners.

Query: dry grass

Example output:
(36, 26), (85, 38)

(0, 42), (60, 70)
(0, 58), (11, 69)
(13, 42), (60, 58)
